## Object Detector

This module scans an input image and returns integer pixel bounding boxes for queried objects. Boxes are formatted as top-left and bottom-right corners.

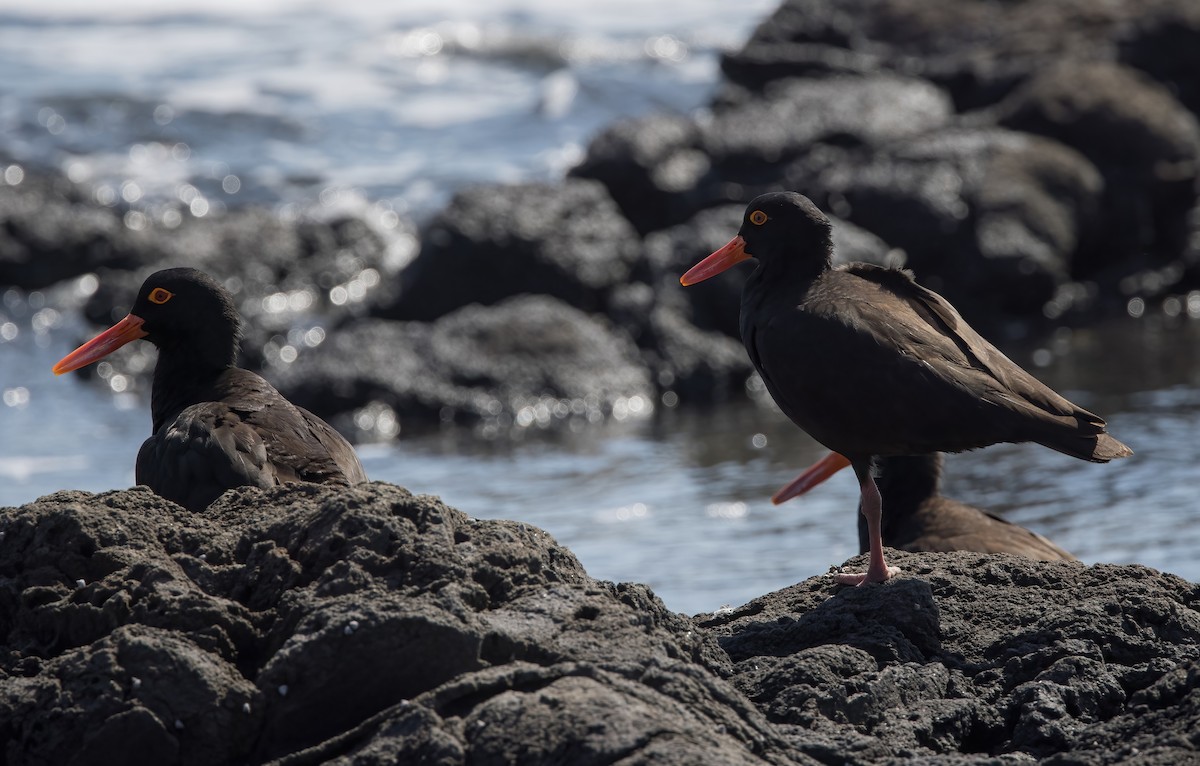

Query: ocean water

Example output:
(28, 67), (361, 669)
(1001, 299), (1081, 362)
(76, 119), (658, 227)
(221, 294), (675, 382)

(1, 1), (1198, 615)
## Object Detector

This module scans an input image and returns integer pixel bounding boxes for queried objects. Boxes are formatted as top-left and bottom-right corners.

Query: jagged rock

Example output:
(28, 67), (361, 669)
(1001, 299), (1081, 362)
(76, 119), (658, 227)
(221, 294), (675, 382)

(993, 60), (1200, 269)
(700, 549), (1200, 765)
(2, 488), (1197, 765)
(569, 113), (715, 236)
(272, 294), (655, 438)
(0, 166), (152, 290)
(721, 0), (1184, 110)
(374, 179), (640, 321)
(0, 483), (797, 766)
(812, 128), (1103, 320)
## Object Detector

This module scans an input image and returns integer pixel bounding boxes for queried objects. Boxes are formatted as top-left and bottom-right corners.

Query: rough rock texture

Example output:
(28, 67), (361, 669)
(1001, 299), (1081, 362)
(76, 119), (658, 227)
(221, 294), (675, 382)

(373, 179), (641, 321)
(721, 0), (1184, 110)
(0, 169), (153, 290)
(993, 60), (1200, 269)
(701, 549), (1200, 765)
(272, 294), (656, 438)
(2, 488), (1198, 765)
(0, 484), (798, 766)
(809, 129), (1104, 319)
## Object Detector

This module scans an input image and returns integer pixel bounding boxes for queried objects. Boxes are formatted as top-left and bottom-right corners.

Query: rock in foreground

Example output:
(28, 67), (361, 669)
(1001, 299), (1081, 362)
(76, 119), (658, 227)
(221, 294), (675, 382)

(1, 485), (1197, 765)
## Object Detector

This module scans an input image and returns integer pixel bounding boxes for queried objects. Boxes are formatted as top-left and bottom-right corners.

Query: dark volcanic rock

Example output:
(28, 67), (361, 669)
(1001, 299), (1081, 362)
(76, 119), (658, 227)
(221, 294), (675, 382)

(3, 489), (1198, 765)
(1118, 1), (1200, 118)
(993, 60), (1200, 268)
(375, 179), (640, 321)
(0, 167), (153, 290)
(721, 0), (1172, 111)
(569, 113), (714, 236)
(701, 549), (1200, 764)
(703, 75), (953, 172)
(572, 75), (953, 237)
(811, 128), (1103, 319)
(272, 294), (655, 438)
(0, 483), (797, 766)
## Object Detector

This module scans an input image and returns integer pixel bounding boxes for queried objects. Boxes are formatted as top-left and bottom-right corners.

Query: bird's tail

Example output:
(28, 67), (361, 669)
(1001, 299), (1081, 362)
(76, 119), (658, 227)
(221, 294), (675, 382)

(1038, 430), (1133, 463)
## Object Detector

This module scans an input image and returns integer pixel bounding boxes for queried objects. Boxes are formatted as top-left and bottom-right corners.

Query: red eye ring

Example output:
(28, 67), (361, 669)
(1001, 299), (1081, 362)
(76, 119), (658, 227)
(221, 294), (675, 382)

(148, 288), (174, 305)
(749, 210), (768, 226)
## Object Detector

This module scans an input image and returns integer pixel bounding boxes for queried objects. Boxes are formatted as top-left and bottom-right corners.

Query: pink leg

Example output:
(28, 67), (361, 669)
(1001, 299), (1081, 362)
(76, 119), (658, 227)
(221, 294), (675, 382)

(833, 469), (900, 585)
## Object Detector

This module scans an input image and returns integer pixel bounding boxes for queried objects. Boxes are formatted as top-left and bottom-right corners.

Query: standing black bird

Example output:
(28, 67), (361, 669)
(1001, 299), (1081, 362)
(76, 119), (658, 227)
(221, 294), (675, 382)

(681, 192), (1130, 585)
(54, 268), (367, 511)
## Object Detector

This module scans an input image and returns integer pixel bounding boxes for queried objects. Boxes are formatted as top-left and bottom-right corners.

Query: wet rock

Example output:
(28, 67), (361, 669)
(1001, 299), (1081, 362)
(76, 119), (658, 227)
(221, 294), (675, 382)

(375, 179), (640, 321)
(0, 482), (796, 766)
(993, 60), (1200, 270)
(700, 549), (1200, 764)
(703, 75), (953, 174)
(572, 76), (954, 237)
(813, 128), (1103, 320)
(0, 166), (153, 290)
(569, 113), (715, 236)
(721, 0), (1163, 110)
(272, 294), (656, 438)
(1118, 2), (1200, 118)
(608, 282), (753, 405)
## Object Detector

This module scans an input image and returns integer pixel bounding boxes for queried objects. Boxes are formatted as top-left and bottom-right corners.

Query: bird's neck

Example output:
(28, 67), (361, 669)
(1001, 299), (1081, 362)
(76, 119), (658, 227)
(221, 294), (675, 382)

(149, 344), (235, 433)
(749, 241), (834, 291)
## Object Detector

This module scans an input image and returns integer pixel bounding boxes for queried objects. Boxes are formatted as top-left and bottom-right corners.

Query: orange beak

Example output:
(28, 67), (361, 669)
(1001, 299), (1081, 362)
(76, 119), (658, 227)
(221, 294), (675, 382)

(772, 451), (852, 505)
(52, 314), (148, 375)
(680, 235), (751, 286)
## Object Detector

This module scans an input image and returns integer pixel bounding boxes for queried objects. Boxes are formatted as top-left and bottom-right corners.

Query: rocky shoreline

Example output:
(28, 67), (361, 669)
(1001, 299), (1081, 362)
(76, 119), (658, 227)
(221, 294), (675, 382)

(1, 483), (1197, 765)
(4, 0), (1200, 441)
(3, 1), (1200, 761)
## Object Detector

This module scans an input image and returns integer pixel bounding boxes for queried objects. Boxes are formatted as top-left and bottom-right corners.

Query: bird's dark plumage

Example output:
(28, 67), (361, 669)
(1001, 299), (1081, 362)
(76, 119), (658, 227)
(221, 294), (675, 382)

(55, 268), (367, 511)
(869, 454), (1076, 562)
(681, 192), (1129, 584)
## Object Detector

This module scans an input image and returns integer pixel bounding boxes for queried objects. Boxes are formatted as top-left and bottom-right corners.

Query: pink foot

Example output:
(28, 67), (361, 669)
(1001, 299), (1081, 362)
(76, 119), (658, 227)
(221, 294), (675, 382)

(833, 564), (901, 586)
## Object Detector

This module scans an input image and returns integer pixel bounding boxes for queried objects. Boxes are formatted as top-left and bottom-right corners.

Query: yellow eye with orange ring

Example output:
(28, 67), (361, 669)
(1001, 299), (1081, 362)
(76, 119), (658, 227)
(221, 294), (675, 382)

(148, 288), (174, 305)
(749, 210), (768, 225)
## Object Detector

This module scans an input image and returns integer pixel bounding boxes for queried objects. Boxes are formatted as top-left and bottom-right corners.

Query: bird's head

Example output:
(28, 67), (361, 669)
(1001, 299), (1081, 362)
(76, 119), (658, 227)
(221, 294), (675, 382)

(680, 192), (833, 286)
(53, 268), (242, 375)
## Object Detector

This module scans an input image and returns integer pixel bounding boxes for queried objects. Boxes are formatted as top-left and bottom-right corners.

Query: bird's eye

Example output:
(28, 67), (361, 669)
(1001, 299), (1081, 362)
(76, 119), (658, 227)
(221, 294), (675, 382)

(148, 288), (174, 305)
(749, 210), (768, 226)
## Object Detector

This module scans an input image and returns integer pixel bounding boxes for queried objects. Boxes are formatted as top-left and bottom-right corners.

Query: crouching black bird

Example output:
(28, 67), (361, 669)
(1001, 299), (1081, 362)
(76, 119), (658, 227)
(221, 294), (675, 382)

(54, 268), (367, 511)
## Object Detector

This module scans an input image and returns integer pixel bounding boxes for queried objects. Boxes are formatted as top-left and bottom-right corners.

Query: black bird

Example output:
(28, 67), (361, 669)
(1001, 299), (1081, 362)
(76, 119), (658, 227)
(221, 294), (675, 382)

(54, 268), (367, 511)
(681, 192), (1130, 585)
(774, 451), (1076, 561)
(868, 453), (1077, 561)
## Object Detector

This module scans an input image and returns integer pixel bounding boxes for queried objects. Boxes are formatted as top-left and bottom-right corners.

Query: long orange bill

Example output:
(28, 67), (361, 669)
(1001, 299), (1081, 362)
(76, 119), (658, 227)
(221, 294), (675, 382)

(680, 235), (751, 286)
(52, 314), (148, 375)
(771, 451), (852, 505)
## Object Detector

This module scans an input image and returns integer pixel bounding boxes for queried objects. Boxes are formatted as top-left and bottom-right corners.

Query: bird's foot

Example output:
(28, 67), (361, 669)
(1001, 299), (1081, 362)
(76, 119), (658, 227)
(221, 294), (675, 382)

(833, 565), (901, 586)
